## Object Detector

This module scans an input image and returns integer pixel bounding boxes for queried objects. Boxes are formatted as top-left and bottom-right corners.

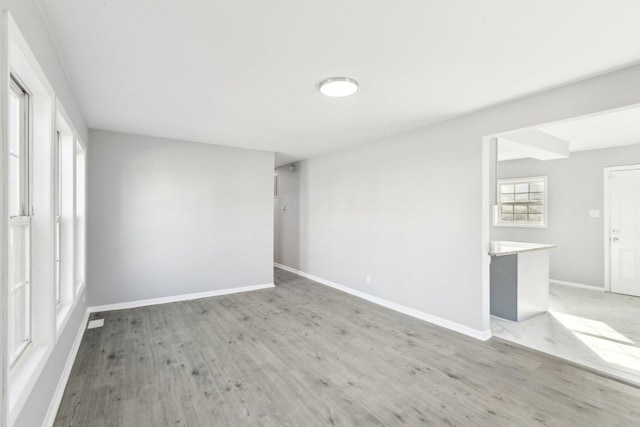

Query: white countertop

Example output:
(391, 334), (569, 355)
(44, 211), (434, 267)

(489, 241), (557, 257)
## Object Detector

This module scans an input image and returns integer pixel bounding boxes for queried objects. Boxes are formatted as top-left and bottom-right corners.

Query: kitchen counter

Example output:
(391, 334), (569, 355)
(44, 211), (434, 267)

(489, 241), (558, 257)
(490, 241), (557, 322)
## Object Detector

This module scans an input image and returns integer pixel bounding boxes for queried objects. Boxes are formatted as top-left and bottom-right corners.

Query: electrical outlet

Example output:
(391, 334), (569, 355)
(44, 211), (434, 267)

(366, 274), (372, 284)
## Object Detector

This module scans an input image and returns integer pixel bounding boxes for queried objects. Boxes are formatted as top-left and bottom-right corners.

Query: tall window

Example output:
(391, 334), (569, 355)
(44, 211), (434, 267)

(496, 176), (547, 228)
(75, 140), (86, 293)
(54, 130), (62, 307)
(8, 75), (31, 364)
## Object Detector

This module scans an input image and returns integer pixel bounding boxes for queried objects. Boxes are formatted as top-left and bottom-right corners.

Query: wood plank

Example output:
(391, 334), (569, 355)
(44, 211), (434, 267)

(54, 268), (640, 426)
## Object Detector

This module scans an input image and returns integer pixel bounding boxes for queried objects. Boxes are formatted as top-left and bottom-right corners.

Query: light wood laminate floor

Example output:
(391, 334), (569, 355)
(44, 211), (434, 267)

(55, 268), (640, 426)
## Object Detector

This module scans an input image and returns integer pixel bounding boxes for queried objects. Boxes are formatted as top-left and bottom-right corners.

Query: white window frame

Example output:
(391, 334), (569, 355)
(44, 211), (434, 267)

(494, 176), (548, 229)
(54, 102), (80, 338)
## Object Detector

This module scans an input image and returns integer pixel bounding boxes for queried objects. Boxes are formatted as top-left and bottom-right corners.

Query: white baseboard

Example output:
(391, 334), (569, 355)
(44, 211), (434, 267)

(43, 308), (90, 427)
(274, 263), (491, 341)
(88, 283), (276, 313)
(550, 279), (604, 292)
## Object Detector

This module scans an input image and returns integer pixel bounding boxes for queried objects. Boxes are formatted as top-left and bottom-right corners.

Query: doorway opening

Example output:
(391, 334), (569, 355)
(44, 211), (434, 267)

(484, 103), (640, 385)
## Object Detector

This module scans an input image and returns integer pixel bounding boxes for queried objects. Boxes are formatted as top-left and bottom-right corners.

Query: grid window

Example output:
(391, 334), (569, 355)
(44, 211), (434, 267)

(8, 75), (32, 365)
(497, 177), (547, 227)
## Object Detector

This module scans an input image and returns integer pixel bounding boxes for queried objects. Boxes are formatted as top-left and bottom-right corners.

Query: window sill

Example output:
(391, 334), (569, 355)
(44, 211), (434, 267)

(57, 285), (86, 341)
(493, 222), (547, 229)
(8, 343), (53, 426)
(56, 303), (73, 341)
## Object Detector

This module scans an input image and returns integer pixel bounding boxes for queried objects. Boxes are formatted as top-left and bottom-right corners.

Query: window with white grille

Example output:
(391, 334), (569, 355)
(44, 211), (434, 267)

(8, 75), (31, 365)
(496, 176), (547, 228)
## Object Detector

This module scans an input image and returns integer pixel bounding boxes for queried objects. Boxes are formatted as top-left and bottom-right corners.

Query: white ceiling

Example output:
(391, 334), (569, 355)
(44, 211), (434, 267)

(498, 106), (640, 162)
(498, 104), (640, 161)
(540, 106), (640, 152)
(36, 0), (640, 166)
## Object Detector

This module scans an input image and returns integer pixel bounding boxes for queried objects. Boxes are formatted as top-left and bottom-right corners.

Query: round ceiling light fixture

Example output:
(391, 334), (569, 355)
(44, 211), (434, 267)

(319, 77), (359, 97)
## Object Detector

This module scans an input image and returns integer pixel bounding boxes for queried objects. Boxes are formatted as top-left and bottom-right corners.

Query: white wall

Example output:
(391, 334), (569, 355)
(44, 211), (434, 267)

(492, 143), (640, 288)
(1, 1), (88, 426)
(275, 63), (640, 336)
(87, 130), (274, 307)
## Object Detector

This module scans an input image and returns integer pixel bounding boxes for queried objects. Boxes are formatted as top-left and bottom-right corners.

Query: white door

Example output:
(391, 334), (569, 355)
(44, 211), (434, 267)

(610, 168), (640, 296)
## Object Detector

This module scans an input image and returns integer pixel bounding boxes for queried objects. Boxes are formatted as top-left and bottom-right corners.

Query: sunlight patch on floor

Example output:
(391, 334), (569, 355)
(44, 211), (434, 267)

(552, 311), (640, 372)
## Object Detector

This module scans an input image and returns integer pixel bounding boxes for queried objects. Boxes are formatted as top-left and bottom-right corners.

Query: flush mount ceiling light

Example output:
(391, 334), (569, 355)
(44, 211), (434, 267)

(319, 77), (359, 97)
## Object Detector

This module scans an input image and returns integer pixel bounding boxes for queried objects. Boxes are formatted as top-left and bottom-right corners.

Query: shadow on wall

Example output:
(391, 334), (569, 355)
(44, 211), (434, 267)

(274, 164), (300, 268)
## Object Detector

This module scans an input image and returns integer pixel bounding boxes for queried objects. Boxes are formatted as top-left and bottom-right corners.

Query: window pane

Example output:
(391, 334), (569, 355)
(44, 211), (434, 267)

(514, 192), (529, 202)
(501, 214), (514, 222)
(9, 155), (20, 217)
(9, 90), (20, 155)
(75, 143), (86, 291)
(9, 225), (26, 286)
(530, 182), (545, 192)
(9, 80), (25, 218)
(56, 133), (62, 216)
(11, 285), (28, 350)
(529, 205), (543, 214)
(514, 205), (528, 214)
(55, 220), (61, 303)
(514, 214), (527, 222)
(500, 184), (514, 193)
(501, 205), (513, 214)
(514, 183), (529, 193)
(530, 192), (544, 201)
(529, 214), (543, 223)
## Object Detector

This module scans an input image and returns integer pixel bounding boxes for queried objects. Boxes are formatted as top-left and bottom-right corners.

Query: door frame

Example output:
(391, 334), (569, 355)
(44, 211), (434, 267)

(603, 164), (640, 292)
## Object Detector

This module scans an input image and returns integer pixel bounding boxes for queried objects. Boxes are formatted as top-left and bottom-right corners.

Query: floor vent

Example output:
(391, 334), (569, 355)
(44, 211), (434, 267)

(88, 319), (105, 329)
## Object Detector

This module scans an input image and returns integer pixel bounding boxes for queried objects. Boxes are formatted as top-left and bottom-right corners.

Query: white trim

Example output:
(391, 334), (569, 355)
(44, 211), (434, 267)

(482, 136), (493, 334)
(603, 164), (640, 292)
(274, 263), (492, 341)
(88, 283), (276, 313)
(549, 279), (604, 292)
(42, 308), (89, 427)
(1, 11), (8, 426)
